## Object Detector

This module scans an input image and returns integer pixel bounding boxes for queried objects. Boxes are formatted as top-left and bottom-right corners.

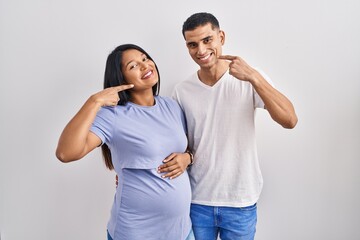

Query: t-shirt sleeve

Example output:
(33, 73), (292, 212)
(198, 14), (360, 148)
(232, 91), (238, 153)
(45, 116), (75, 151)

(178, 103), (187, 135)
(253, 68), (275, 109)
(90, 107), (114, 145)
(165, 96), (188, 135)
(171, 85), (180, 102)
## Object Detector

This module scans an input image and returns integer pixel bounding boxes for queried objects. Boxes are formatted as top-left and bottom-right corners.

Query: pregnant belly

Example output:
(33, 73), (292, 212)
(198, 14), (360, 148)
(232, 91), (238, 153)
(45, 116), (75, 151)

(119, 168), (191, 219)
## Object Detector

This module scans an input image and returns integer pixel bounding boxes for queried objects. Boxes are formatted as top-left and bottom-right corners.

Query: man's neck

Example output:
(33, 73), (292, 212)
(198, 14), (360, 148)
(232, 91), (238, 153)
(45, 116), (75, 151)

(197, 61), (229, 86)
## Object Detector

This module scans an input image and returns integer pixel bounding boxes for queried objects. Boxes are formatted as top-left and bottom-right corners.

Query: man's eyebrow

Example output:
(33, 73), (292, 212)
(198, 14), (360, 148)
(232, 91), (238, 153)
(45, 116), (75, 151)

(186, 35), (212, 45)
(202, 36), (212, 40)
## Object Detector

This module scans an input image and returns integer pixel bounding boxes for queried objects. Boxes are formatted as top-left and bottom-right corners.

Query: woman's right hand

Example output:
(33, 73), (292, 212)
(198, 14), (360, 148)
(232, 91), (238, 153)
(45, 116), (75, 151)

(90, 84), (134, 107)
(56, 84), (134, 162)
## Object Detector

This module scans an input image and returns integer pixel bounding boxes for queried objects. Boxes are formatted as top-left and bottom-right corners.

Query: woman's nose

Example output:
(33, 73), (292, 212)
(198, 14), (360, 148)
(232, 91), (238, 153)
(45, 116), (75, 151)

(140, 62), (148, 70)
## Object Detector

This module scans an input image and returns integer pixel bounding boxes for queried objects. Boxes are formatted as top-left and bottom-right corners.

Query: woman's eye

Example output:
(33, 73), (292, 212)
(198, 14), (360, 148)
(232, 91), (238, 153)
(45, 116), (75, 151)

(129, 64), (138, 70)
(143, 57), (148, 62)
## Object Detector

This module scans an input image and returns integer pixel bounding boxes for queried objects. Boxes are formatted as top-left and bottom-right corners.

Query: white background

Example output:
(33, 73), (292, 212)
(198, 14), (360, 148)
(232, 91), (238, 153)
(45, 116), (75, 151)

(1, 0), (359, 239)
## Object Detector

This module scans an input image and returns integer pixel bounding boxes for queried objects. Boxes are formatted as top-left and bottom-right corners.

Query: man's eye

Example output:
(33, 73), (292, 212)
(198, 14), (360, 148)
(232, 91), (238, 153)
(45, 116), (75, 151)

(143, 57), (148, 62)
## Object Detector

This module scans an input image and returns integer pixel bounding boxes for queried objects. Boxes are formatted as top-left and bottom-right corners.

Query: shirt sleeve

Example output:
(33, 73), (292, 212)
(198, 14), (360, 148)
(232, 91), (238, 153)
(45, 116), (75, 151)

(177, 102), (187, 135)
(253, 68), (275, 109)
(90, 107), (114, 145)
(171, 85), (179, 102)
(163, 96), (188, 136)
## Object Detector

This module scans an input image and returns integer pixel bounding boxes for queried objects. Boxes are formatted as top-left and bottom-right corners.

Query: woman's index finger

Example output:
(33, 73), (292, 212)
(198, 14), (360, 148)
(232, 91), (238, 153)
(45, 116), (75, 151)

(114, 84), (134, 92)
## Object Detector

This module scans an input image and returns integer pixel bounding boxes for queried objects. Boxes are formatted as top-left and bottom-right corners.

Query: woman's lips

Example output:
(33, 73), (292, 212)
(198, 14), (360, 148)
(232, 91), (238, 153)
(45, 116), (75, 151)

(142, 70), (153, 79)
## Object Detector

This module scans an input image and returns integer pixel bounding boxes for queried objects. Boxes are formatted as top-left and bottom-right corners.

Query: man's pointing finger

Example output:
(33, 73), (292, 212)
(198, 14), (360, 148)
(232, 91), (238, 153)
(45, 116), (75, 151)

(218, 55), (237, 61)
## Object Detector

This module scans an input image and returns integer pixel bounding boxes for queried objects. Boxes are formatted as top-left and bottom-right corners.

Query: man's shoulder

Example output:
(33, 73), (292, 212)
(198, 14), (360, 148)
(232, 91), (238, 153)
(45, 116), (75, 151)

(174, 72), (197, 90)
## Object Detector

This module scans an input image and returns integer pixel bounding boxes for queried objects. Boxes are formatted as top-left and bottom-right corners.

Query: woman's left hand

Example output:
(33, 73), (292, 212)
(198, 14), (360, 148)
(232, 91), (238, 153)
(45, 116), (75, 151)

(157, 153), (191, 179)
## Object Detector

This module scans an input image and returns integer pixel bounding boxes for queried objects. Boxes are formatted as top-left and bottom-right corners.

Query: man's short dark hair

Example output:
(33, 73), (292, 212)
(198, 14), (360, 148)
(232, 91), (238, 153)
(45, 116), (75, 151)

(182, 12), (220, 38)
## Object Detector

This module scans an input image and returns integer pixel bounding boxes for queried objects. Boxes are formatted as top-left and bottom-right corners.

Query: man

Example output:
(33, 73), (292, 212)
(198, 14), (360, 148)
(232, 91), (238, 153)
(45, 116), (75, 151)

(170, 12), (298, 240)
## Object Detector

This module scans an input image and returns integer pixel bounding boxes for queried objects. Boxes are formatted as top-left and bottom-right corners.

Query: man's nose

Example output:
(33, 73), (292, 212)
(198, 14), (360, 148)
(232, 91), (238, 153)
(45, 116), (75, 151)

(197, 44), (206, 55)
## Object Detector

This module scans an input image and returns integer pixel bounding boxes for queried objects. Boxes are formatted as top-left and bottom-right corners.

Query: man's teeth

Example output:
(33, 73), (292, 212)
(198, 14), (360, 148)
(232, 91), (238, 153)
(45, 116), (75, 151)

(200, 54), (211, 60)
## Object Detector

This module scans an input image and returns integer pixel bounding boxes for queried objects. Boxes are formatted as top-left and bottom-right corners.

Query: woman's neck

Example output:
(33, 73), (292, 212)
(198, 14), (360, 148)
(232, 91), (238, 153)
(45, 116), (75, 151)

(130, 91), (155, 106)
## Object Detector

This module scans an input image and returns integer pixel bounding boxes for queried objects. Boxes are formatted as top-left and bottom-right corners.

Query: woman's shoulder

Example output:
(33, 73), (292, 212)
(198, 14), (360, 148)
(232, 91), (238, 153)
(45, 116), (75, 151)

(156, 95), (175, 102)
(98, 105), (118, 114)
(156, 95), (181, 110)
(96, 105), (127, 119)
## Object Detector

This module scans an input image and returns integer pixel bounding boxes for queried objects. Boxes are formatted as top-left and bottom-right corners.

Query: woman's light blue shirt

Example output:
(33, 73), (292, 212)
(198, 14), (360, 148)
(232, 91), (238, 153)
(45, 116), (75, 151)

(90, 96), (191, 240)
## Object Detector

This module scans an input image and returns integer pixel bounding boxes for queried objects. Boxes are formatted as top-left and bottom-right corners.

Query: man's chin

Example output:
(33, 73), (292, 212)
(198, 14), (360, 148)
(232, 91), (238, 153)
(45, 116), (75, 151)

(198, 61), (214, 69)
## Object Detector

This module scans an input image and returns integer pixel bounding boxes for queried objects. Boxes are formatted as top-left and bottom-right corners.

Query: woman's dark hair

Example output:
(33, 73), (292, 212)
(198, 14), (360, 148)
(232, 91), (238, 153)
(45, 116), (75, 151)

(182, 12), (220, 38)
(102, 44), (160, 170)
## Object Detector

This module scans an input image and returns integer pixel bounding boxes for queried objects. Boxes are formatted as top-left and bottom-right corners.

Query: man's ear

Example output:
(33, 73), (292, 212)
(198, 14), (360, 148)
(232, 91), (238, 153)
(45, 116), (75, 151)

(219, 30), (225, 45)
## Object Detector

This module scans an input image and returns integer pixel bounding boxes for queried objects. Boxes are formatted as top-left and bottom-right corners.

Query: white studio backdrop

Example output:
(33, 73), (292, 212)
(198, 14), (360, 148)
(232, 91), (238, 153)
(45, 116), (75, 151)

(1, 0), (359, 239)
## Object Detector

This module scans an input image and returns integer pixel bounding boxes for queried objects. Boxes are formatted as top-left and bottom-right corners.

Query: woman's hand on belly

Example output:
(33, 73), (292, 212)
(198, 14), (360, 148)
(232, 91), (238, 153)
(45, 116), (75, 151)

(157, 152), (191, 179)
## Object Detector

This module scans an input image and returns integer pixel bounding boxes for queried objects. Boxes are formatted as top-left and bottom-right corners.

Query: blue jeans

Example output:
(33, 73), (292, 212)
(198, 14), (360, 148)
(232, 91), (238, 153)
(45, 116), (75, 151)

(190, 203), (257, 240)
(107, 229), (194, 240)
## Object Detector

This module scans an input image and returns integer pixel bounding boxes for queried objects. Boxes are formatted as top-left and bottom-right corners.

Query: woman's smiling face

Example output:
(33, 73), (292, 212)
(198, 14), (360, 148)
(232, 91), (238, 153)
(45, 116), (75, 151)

(121, 49), (159, 91)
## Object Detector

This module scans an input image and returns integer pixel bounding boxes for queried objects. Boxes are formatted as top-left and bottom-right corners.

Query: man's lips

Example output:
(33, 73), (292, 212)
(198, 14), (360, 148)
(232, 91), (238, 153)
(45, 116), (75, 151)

(198, 53), (212, 61)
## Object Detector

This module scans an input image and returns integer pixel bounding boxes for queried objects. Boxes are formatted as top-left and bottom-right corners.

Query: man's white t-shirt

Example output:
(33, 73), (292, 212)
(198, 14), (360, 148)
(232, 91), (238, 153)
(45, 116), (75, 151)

(173, 70), (271, 207)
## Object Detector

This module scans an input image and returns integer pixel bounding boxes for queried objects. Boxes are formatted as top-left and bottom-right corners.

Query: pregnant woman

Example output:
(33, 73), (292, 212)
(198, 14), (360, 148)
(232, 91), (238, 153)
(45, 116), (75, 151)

(56, 44), (194, 240)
